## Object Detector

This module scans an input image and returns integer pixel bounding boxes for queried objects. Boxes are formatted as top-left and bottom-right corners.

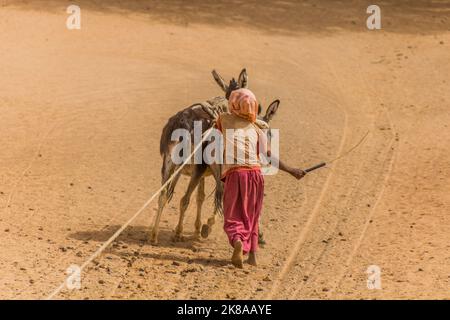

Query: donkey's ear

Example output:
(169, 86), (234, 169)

(211, 69), (228, 93)
(238, 68), (248, 88)
(263, 99), (280, 122)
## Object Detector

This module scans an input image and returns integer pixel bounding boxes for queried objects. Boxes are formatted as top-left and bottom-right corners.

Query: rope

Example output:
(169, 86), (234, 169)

(327, 130), (369, 164)
(304, 131), (370, 173)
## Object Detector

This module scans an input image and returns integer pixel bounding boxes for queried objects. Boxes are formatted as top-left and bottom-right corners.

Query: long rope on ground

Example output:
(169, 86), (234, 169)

(45, 126), (214, 300)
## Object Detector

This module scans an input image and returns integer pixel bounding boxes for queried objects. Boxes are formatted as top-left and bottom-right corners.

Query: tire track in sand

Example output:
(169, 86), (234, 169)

(328, 138), (396, 296)
(328, 57), (400, 296)
(265, 66), (349, 298)
(288, 130), (371, 299)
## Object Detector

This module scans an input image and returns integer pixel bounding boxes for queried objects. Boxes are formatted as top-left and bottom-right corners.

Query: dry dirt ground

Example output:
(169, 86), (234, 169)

(0, 1), (449, 299)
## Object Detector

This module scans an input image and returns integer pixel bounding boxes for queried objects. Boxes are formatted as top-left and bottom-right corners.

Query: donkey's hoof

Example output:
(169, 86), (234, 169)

(148, 232), (159, 246)
(172, 233), (186, 242)
(201, 224), (211, 238)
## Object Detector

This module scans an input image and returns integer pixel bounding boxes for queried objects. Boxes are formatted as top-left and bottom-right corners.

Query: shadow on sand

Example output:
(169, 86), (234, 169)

(5, 0), (450, 35)
(69, 224), (229, 266)
(70, 224), (195, 248)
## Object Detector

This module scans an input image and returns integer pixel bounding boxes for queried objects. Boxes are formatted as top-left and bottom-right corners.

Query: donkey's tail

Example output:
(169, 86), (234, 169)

(213, 181), (224, 216)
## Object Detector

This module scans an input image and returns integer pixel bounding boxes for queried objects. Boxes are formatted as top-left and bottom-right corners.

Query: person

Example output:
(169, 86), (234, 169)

(216, 88), (305, 268)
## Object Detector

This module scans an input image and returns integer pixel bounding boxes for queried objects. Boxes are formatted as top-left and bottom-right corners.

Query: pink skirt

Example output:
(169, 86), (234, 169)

(223, 168), (264, 254)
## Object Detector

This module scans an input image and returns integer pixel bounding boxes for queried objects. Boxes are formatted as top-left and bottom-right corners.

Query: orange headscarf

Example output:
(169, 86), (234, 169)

(228, 88), (258, 123)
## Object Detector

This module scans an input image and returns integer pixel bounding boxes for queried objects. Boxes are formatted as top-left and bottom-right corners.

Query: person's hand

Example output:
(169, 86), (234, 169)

(291, 168), (306, 180)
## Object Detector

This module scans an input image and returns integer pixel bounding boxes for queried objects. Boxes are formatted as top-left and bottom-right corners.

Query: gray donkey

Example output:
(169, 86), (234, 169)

(149, 69), (280, 245)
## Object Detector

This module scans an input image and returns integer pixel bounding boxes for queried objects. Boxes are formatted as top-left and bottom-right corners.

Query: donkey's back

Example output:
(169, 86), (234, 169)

(159, 96), (228, 158)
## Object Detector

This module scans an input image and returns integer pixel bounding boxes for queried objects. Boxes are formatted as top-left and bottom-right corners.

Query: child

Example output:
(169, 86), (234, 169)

(216, 88), (305, 268)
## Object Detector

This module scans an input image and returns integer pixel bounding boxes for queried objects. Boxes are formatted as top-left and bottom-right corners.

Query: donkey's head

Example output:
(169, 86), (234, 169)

(212, 68), (248, 99)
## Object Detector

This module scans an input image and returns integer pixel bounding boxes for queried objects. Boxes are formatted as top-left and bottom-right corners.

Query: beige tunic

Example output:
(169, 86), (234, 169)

(217, 113), (269, 178)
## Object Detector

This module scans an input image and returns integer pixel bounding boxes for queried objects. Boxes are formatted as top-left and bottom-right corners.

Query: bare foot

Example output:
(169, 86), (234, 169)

(231, 240), (244, 268)
(248, 252), (257, 267)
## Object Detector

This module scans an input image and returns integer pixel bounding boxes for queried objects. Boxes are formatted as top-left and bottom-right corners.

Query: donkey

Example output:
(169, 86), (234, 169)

(149, 69), (280, 245)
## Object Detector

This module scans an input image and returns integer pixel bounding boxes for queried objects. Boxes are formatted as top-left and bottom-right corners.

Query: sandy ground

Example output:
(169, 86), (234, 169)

(0, 1), (449, 299)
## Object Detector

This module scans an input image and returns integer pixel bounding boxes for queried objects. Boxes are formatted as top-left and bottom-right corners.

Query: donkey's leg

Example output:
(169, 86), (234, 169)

(149, 156), (179, 245)
(201, 164), (223, 238)
(193, 177), (205, 240)
(201, 214), (217, 239)
(173, 165), (206, 242)
(200, 184), (222, 238)
(149, 190), (168, 245)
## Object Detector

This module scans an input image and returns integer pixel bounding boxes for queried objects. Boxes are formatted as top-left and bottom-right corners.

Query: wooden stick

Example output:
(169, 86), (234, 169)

(305, 162), (326, 173)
